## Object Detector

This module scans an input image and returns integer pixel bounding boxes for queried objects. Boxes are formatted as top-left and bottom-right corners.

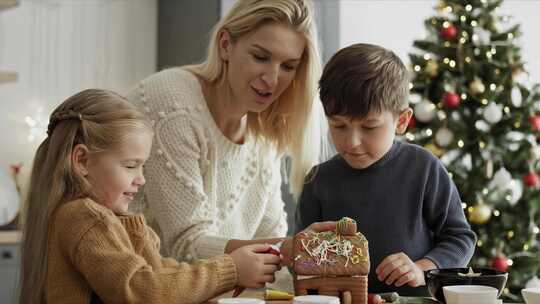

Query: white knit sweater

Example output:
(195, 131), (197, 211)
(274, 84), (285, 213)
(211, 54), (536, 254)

(126, 68), (288, 262)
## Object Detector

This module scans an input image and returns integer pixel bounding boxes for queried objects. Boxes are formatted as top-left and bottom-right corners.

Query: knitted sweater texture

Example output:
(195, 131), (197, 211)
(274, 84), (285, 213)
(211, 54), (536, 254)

(126, 68), (288, 262)
(46, 198), (237, 304)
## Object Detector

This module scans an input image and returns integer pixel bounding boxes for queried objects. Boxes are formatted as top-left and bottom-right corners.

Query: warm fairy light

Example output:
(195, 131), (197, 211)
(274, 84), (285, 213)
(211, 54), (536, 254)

(514, 121), (521, 128)
(493, 209), (500, 216)
(533, 226), (540, 234)
(426, 129), (433, 136)
(524, 244), (530, 251)
(444, 41), (451, 47)
(477, 240), (483, 247)
(507, 230), (514, 238)
(505, 195), (512, 201)
(409, 83), (414, 89)
(479, 141), (486, 149)
(490, 84), (497, 91)
(460, 37), (467, 43)
(482, 188), (488, 194)
(443, 58), (450, 64)
(495, 69), (501, 75)
(444, 6), (452, 13)
(508, 259), (514, 266)
(481, 99), (488, 105)
(458, 140), (464, 147)
(460, 15), (466, 22)
(449, 60), (456, 67)
(504, 106), (510, 114)
(423, 54), (431, 60)
(465, 57), (472, 63)
(414, 65), (421, 71)
(431, 19), (437, 25)
(508, 33), (514, 39)
(443, 21), (450, 28)
(486, 51), (492, 59)
(461, 202), (467, 209)
(405, 133), (415, 141)
(471, 20), (478, 27)
(461, 93), (468, 100)
(465, 4), (472, 11)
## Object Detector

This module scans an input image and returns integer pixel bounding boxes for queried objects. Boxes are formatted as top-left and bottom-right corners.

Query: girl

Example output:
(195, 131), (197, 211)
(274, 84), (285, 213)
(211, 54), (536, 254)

(19, 89), (280, 304)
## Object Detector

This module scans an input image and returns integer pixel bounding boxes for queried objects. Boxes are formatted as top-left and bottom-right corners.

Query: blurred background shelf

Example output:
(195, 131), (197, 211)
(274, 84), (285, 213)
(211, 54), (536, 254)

(0, 71), (18, 84)
(0, 0), (18, 11)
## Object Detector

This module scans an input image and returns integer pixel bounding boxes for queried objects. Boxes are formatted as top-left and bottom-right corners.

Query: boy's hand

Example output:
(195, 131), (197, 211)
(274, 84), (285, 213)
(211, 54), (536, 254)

(280, 221), (338, 267)
(230, 244), (281, 288)
(375, 252), (426, 287)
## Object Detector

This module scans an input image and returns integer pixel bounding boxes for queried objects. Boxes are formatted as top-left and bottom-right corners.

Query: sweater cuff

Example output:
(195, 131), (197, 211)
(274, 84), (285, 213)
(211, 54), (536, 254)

(196, 235), (230, 259)
(213, 254), (238, 293)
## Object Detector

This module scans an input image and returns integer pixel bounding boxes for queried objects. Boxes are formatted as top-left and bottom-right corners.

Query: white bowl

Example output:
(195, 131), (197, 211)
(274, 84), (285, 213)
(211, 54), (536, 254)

(522, 287), (540, 304)
(443, 285), (498, 304)
(293, 295), (340, 304)
(217, 298), (264, 304)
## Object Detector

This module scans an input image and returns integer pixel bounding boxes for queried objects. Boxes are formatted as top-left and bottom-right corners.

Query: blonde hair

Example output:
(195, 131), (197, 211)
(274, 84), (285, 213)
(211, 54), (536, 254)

(18, 89), (153, 304)
(185, 0), (327, 198)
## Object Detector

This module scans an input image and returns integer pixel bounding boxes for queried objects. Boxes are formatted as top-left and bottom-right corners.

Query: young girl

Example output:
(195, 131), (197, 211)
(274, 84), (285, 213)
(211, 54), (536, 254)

(19, 89), (281, 304)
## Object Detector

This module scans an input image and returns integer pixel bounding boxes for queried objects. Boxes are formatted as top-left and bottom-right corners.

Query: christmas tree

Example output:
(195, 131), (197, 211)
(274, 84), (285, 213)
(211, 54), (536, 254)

(406, 0), (540, 300)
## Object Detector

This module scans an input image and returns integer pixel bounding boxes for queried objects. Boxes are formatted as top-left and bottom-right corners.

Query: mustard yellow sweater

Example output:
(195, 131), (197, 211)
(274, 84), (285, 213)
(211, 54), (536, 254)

(46, 198), (237, 304)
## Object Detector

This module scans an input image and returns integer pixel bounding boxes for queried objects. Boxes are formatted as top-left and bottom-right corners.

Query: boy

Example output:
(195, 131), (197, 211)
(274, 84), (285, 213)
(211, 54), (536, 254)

(294, 43), (476, 296)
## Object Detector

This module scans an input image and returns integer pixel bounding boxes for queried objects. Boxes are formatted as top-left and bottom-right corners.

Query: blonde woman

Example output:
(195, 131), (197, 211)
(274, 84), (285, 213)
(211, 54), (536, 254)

(19, 89), (281, 304)
(126, 0), (328, 274)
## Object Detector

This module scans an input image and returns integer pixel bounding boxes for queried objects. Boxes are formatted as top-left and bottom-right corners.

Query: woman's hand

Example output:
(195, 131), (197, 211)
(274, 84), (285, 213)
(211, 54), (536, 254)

(230, 244), (281, 288)
(375, 252), (429, 287)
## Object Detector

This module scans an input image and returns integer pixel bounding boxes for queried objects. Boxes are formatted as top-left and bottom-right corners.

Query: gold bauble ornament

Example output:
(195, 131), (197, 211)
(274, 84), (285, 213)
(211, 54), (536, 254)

(425, 60), (439, 77)
(469, 78), (486, 95)
(425, 143), (444, 157)
(469, 203), (492, 224)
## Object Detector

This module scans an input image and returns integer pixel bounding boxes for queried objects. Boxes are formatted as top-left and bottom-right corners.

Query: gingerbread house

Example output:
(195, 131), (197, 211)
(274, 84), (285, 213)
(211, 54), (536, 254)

(292, 217), (369, 304)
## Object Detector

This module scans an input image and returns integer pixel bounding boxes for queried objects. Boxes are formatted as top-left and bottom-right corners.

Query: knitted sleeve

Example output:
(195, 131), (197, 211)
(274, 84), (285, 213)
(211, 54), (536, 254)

(146, 112), (229, 261)
(253, 157), (288, 238)
(422, 158), (477, 268)
(68, 220), (237, 304)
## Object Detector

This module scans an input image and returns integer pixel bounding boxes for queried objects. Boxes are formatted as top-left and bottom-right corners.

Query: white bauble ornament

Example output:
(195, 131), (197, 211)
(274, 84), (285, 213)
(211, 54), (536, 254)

(483, 102), (503, 124)
(435, 128), (454, 147)
(0, 168), (19, 225)
(490, 167), (512, 190)
(414, 101), (436, 122)
(533, 146), (540, 159)
(511, 86), (522, 107)
(409, 93), (422, 104)
(507, 179), (523, 205)
(473, 27), (491, 45)
(475, 120), (490, 132)
(525, 276), (540, 288)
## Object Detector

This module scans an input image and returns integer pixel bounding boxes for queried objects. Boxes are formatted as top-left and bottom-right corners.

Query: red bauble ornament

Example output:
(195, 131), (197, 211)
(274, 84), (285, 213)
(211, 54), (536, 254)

(441, 25), (457, 40)
(530, 115), (540, 131)
(443, 92), (460, 108)
(408, 116), (417, 129)
(523, 171), (540, 188)
(491, 255), (509, 272)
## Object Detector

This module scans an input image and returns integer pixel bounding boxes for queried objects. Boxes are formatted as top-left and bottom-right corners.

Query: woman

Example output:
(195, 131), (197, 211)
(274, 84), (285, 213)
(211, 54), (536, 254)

(126, 0), (327, 283)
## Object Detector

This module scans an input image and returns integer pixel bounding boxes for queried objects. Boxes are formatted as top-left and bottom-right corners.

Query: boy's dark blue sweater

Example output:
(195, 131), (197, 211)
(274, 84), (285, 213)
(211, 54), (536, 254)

(295, 140), (476, 296)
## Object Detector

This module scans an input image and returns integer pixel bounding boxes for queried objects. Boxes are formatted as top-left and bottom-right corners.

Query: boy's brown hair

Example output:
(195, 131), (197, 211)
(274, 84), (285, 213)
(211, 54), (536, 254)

(319, 43), (409, 118)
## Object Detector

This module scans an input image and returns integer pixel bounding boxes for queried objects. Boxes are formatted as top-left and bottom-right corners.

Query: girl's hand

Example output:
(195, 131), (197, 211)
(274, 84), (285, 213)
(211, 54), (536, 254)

(375, 252), (426, 287)
(230, 244), (281, 288)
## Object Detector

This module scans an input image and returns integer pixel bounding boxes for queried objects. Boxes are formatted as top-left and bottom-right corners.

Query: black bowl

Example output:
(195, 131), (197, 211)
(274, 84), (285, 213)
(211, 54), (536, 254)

(425, 267), (508, 303)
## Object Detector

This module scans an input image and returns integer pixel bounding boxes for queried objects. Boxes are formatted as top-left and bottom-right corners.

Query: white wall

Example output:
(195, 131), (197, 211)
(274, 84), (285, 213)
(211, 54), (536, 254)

(339, 0), (540, 83)
(0, 0), (157, 177)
